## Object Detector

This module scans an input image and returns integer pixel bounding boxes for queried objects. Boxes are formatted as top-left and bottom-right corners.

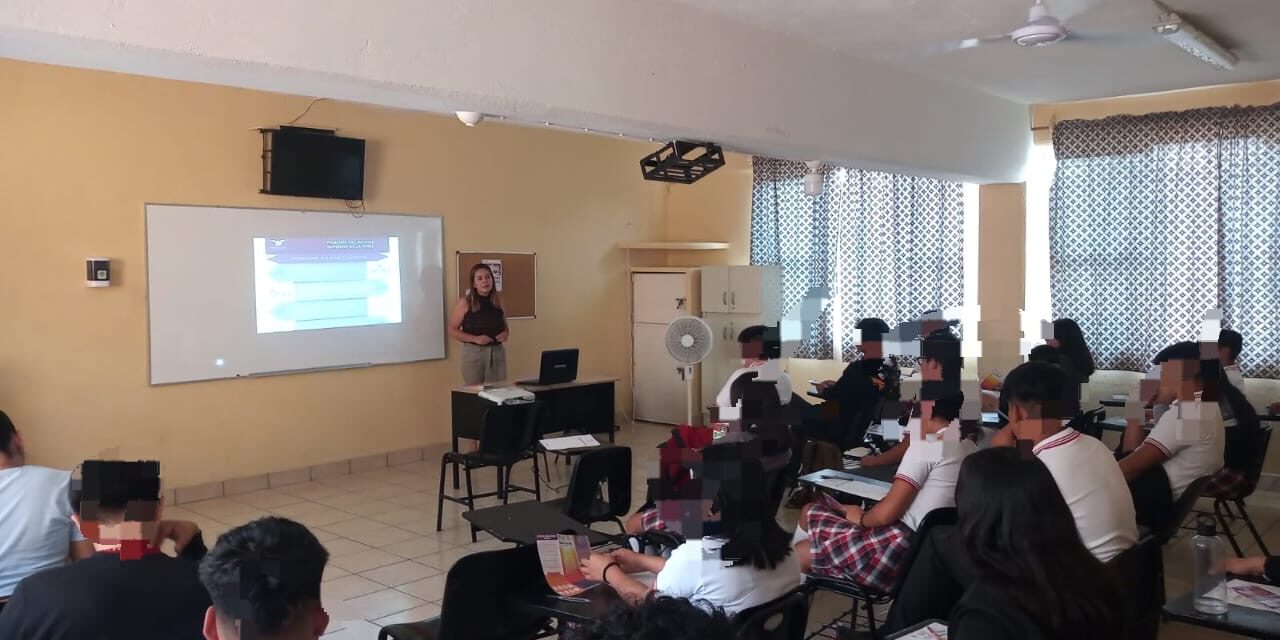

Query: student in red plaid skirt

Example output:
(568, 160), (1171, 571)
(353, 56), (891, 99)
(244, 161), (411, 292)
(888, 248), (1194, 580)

(793, 392), (975, 592)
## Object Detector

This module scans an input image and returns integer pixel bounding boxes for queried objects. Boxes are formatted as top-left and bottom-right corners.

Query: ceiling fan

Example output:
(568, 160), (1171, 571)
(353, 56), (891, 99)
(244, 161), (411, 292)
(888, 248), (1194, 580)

(897, 0), (1120, 58)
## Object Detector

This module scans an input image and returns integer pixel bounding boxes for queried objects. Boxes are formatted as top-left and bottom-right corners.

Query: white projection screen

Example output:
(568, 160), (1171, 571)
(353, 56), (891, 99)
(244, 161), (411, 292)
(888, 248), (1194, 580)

(146, 204), (445, 384)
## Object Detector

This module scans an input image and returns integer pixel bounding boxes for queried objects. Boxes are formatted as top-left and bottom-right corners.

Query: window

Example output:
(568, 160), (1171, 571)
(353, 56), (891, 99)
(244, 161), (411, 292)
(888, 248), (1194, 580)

(1048, 105), (1280, 378)
(750, 157), (968, 361)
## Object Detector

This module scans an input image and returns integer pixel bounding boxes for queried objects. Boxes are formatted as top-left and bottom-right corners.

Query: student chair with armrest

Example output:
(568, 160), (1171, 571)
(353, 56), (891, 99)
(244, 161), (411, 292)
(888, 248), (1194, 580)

(377, 546), (550, 640)
(731, 587), (810, 640)
(1156, 475), (1215, 545)
(804, 507), (958, 639)
(1204, 426), (1273, 557)
(544, 445), (632, 533)
(437, 402), (543, 542)
(1071, 406), (1107, 440)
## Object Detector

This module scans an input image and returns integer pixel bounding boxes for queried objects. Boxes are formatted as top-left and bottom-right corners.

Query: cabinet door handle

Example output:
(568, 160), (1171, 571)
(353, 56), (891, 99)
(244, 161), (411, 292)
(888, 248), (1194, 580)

(730, 291), (735, 307)
(722, 291), (728, 306)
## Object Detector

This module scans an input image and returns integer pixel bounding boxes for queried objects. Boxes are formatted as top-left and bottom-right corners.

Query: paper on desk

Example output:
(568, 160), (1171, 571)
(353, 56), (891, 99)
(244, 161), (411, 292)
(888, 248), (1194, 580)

(893, 623), (948, 640)
(541, 435), (600, 451)
(536, 533), (598, 596)
(1227, 579), (1280, 614)
(812, 475), (890, 501)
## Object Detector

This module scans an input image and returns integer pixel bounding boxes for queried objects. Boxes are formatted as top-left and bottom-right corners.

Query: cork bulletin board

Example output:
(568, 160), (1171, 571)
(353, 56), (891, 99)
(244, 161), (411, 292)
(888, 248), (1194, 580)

(456, 251), (537, 318)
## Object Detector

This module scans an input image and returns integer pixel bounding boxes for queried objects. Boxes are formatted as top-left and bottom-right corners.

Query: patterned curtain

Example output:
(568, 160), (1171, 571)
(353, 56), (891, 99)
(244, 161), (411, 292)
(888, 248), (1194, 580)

(1050, 104), (1280, 378)
(750, 157), (965, 361)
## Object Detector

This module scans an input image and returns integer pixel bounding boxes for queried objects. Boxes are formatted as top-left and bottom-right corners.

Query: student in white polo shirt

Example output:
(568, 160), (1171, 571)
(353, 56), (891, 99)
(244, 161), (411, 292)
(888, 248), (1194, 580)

(714, 325), (792, 408)
(883, 361), (1138, 634)
(1119, 341), (1225, 529)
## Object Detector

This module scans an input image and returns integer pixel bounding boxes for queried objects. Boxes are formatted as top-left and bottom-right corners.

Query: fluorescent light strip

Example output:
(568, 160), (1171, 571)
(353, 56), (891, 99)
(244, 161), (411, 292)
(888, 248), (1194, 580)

(1153, 13), (1237, 70)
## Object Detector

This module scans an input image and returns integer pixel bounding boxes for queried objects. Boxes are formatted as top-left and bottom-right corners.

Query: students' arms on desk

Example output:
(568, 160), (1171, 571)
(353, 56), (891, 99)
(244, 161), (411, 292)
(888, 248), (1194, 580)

(581, 551), (654, 604)
(448, 298), (493, 345)
(842, 478), (920, 529)
(860, 438), (909, 467)
(1225, 556), (1270, 578)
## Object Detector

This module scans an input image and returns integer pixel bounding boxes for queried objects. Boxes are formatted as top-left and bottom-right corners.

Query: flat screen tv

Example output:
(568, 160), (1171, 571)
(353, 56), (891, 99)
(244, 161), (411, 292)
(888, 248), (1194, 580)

(261, 127), (366, 200)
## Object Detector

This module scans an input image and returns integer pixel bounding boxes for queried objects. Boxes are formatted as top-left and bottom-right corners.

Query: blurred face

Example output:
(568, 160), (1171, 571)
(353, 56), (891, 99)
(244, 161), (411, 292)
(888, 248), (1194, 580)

(74, 499), (162, 554)
(472, 268), (494, 295)
(1218, 346), (1233, 366)
(860, 340), (883, 360)
(1159, 358), (1199, 399)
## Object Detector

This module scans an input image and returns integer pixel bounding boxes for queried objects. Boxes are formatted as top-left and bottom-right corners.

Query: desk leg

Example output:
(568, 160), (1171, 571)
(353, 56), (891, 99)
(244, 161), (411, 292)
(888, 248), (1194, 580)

(452, 435), (460, 490)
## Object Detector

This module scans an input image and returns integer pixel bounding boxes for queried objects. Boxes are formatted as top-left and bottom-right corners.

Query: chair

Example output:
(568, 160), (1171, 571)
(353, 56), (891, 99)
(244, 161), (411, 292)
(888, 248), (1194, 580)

(437, 402), (543, 542)
(378, 546), (550, 640)
(1205, 426), (1273, 556)
(627, 528), (687, 558)
(1155, 474), (1214, 544)
(1106, 534), (1163, 640)
(803, 508), (958, 638)
(544, 445), (632, 533)
(732, 587), (811, 640)
(1072, 406), (1106, 440)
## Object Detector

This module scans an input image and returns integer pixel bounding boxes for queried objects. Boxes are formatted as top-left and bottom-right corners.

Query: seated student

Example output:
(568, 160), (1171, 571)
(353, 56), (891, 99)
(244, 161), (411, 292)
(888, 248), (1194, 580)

(949, 448), (1121, 640)
(0, 460), (210, 639)
(0, 411), (94, 609)
(851, 328), (960, 470)
(808, 318), (901, 449)
(573, 595), (735, 640)
(793, 391), (975, 593)
(1118, 341), (1225, 528)
(715, 325), (792, 409)
(884, 361), (1137, 633)
(1219, 329), (1245, 390)
(199, 517), (330, 640)
(582, 459), (801, 616)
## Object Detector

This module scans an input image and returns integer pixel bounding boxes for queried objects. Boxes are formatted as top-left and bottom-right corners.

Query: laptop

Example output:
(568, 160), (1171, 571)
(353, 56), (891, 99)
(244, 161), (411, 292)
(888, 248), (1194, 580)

(517, 348), (579, 386)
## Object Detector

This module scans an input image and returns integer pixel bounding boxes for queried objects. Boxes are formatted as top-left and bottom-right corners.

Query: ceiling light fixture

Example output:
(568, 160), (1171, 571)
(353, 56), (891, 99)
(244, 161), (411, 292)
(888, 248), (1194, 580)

(455, 111), (485, 127)
(803, 161), (825, 197)
(1153, 12), (1236, 70)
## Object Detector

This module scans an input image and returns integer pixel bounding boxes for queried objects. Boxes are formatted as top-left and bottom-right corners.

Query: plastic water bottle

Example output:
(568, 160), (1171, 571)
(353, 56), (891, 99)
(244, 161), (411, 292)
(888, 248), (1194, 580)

(1191, 519), (1229, 615)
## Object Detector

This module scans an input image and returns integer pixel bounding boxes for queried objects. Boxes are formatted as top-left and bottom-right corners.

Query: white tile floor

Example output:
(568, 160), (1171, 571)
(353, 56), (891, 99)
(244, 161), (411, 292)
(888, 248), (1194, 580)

(173, 421), (1280, 639)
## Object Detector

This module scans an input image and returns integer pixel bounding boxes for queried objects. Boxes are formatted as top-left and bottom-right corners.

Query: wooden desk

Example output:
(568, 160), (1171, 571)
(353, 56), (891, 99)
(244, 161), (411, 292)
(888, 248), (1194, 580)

(451, 377), (617, 488)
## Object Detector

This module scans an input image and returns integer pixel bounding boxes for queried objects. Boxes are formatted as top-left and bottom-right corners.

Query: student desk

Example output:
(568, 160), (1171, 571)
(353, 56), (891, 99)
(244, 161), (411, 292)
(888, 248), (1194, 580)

(799, 465), (897, 504)
(1164, 590), (1280, 640)
(450, 377), (617, 487)
(462, 499), (613, 547)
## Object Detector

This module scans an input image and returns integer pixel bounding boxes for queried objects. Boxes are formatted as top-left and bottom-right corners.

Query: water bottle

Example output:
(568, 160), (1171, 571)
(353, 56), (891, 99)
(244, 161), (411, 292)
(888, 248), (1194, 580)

(1191, 518), (1229, 615)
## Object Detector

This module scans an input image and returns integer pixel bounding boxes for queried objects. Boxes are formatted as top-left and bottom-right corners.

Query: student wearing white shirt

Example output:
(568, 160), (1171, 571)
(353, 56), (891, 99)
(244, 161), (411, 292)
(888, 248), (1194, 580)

(792, 392), (975, 593)
(884, 361), (1138, 633)
(0, 412), (95, 608)
(714, 325), (792, 409)
(580, 459), (801, 616)
(1119, 341), (1225, 529)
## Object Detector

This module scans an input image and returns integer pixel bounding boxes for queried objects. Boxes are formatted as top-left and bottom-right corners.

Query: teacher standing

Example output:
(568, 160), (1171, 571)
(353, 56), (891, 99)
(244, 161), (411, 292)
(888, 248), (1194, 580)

(449, 263), (509, 384)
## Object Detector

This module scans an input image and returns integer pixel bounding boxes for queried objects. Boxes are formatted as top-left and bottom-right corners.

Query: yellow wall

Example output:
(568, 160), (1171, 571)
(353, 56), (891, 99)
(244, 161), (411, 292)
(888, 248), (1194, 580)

(663, 153), (753, 268)
(0, 59), (670, 488)
(976, 183), (1026, 378)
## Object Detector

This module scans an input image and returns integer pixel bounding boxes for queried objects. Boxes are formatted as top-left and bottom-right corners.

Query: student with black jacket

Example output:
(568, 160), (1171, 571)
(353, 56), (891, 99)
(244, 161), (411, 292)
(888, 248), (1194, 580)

(0, 460), (210, 640)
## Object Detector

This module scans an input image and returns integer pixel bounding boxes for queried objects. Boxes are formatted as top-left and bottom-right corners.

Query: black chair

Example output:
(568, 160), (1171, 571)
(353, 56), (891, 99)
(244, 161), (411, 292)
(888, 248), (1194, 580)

(803, 507), (958, 638)
(732, 587), (811, 640)
(1072, 406), (1106, 440)
(378, 546), (550, 640)
(544, 445), (632, 533)
(1106, 534), (1163, 640)
(1155, 474), (1214, 544)
(437, 402), (543, 542)
(627, 528), (687, 558)
(1205, 425), (1273, 556)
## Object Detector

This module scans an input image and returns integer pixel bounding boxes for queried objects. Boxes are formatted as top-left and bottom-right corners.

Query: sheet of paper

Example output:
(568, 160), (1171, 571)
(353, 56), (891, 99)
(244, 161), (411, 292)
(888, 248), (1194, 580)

(894, 622), (948, 640)
(540, 435), (600, 451)
(1227, 579), (1280, 614)
(536, 533), (598, 596)
(812, 476), (890, 501)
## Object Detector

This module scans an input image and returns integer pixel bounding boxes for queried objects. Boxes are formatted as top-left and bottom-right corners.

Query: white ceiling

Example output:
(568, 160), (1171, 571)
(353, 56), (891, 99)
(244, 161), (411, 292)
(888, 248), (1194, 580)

(665, 0), (1280, 103)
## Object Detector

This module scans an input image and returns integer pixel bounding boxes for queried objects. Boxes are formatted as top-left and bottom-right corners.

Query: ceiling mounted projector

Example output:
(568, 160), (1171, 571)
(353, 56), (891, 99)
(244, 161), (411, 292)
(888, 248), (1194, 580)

(640, 141), (726, 184)
(455, 111), (485, 127)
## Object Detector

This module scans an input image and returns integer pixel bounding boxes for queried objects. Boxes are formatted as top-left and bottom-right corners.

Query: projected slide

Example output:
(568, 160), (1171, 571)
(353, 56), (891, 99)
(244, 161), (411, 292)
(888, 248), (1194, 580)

(253, 237), (403, 334)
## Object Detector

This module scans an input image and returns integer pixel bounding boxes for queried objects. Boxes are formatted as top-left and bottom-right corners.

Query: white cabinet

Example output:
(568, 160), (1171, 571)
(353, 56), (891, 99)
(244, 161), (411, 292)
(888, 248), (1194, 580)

(700, 265), (779, 315)
(700, 266), (731, 313)
(632, 270), (701, 425)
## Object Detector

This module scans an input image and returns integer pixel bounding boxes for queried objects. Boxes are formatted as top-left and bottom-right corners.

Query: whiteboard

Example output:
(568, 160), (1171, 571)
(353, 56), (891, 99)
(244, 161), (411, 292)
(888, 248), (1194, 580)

(145, 204), (445, 384)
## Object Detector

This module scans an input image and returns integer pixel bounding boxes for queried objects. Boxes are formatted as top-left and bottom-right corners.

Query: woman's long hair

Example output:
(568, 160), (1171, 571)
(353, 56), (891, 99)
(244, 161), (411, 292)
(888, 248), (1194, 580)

(465, 263), (503, 312)
(956, 448), (1120, 639)
(1051, 318), (1096, 379)
(707, 454), (793, 571)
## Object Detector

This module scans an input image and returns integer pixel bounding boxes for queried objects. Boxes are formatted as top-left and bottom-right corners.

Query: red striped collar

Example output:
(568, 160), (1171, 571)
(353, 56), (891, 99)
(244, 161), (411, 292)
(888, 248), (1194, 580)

(1033, 428), (1080, 455)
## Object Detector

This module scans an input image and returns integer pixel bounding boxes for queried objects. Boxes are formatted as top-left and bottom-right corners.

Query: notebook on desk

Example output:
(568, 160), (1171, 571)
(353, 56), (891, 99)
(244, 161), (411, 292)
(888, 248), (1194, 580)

(517, 348), (579, 386)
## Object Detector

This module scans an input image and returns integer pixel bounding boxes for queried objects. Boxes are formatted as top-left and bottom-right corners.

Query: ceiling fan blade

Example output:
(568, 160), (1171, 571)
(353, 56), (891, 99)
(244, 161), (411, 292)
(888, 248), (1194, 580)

(881, 34), (1008, 62)
(1063, 29), (1153, 45)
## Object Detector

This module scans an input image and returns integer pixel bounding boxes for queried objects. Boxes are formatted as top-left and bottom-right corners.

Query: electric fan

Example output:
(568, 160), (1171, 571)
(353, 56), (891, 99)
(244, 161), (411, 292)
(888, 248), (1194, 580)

(665, 316), (714, 425)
